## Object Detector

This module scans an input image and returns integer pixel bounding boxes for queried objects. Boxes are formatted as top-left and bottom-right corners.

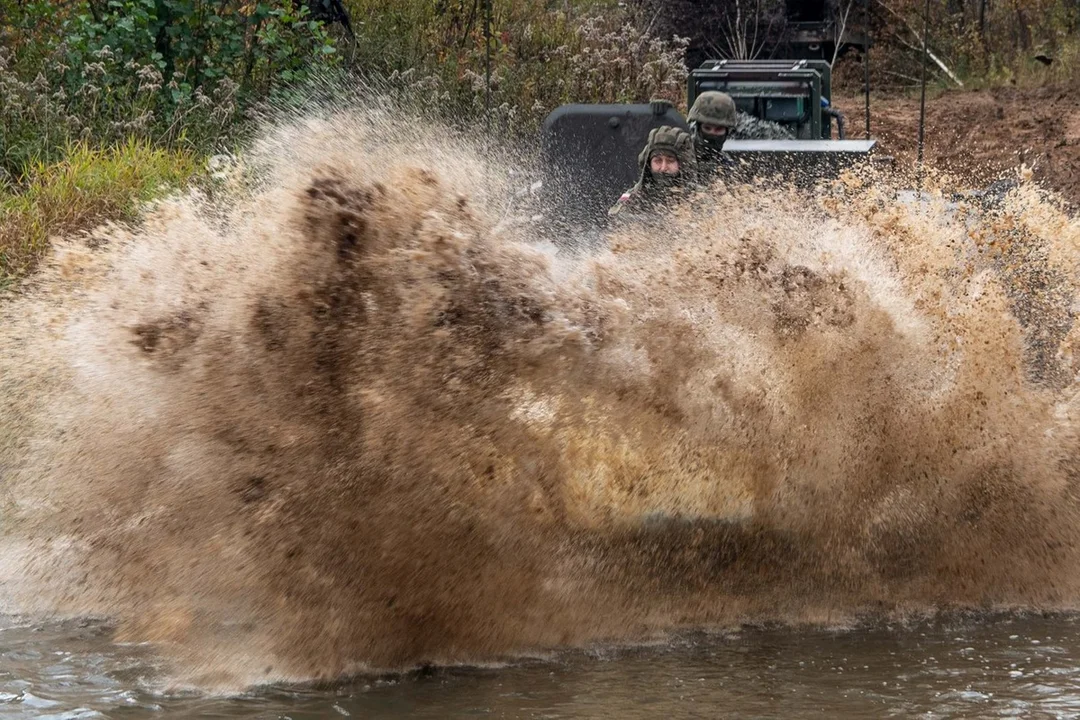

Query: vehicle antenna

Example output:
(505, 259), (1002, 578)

(863, 0), (871, 138)
(917, 0), (931, 183)
(484, 0), (492, 136)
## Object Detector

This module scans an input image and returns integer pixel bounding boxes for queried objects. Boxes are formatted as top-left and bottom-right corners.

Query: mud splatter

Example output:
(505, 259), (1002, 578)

(2, 104), (1080, 692)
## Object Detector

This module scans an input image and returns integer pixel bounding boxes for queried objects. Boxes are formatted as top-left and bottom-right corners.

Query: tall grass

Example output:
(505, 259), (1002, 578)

(0, 139), (198, 290)
(338, 0), (689, 131)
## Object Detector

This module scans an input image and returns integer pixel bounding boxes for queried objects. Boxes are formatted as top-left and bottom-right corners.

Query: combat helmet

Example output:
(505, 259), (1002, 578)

(637, 125), (697, 176)
(609, 125), (697, 217)
(687, 91), (738, 128)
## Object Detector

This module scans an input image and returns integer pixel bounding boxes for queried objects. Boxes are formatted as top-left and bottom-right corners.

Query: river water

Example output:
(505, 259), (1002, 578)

(3, 614), (1080, 719)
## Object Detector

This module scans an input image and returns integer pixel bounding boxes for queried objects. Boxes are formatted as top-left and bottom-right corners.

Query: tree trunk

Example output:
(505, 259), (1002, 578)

(1013, 0), (1031, 50)
(154, 0), (176, 86)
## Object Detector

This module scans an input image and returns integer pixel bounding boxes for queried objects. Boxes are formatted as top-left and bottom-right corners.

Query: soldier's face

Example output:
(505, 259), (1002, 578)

(650, 152), (680, 175)
(700, 123), (728, 139)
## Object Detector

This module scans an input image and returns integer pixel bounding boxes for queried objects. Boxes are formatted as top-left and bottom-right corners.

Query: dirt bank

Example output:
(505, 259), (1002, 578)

(834, 86), (1080, 205)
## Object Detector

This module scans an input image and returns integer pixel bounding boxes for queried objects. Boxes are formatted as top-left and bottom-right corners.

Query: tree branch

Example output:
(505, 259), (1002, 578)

(831, 0), (855, 67)
(876, 0), (965, 86)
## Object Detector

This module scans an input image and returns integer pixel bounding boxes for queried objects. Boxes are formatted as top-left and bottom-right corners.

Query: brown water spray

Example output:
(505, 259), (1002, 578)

(2, 104), (1080, 691)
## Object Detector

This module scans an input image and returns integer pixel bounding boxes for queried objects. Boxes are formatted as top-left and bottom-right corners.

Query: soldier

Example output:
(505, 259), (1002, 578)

(687, 91), (739, 178)
(608, 125), (697, 218)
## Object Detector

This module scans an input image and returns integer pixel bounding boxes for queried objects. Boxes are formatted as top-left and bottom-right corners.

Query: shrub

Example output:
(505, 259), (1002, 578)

(0, 0), (340, 180)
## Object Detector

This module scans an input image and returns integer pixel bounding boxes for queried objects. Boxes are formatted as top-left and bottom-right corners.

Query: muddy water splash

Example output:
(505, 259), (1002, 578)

(2, 106), (1080, 691)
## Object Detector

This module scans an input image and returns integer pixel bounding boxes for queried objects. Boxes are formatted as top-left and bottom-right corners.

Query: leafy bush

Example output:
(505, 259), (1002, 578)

(0, 0), (340, 180)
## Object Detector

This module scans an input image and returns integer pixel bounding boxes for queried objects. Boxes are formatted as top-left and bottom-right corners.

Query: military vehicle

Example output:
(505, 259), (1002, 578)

(537, 58), (877, 230)
(781, 0), (870, 60)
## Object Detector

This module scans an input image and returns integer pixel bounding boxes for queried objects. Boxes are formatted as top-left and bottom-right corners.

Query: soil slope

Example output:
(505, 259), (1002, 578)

(834, 86), (1080, 205)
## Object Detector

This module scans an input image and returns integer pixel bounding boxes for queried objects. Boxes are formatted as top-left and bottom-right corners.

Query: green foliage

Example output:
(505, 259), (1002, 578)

(0, 139), (198, 288)
(0, 0), (339, 179)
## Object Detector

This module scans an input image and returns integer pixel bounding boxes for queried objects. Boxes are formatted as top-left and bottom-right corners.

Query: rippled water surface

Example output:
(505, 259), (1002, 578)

(4, 614), (1080, 719)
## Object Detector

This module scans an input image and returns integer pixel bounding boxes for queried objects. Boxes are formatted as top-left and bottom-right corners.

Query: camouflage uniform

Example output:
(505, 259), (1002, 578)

(733, 111), (796, 140)
(608, 125), (697, 218)
(687, 91), (739, 179)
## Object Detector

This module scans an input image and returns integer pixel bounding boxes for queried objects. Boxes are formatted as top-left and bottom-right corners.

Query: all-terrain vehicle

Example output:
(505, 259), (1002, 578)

(536, 58), (876, 229)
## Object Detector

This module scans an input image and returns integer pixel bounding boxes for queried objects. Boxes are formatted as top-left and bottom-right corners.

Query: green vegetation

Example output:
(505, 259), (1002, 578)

(4, 0), (1075, 290)
(0, 140), (198, 289)
(1, 0), (687, 289)
(0, 0), (346, 288)
(1, 0), (339, 179)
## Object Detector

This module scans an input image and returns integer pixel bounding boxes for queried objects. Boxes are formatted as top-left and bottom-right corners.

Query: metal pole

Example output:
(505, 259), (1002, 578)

(917, 0), (930, 173)
(863, 0), (871, 138)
